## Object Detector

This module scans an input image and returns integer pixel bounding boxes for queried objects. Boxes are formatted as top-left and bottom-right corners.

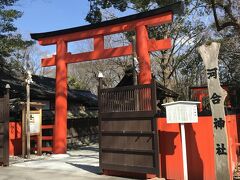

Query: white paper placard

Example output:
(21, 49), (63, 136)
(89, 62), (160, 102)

(30, 112), (41, 134)
(162, 101), (200, 124)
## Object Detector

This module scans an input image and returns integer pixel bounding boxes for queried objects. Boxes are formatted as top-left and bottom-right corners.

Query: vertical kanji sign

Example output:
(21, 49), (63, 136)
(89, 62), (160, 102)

(198, 42), (230, 180)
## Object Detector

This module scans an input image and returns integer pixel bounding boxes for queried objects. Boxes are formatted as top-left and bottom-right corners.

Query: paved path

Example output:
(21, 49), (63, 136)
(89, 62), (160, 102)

(0, 145), (135, 180)
(0, 166), (132, 180)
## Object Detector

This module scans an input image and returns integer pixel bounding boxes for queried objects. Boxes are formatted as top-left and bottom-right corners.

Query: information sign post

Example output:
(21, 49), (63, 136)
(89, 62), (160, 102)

(21, 102), (44, 157)
(162, 101), (200, 180)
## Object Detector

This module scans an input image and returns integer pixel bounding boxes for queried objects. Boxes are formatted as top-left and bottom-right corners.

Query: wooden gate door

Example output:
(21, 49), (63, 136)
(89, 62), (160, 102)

(0, 87), (9, 166)
(98, 80), (160, 176)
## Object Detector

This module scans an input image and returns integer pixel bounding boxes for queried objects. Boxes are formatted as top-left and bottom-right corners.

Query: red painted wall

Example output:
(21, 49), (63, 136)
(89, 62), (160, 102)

(226, 114), (238, 174)
(190, 86), (235, 111)
(158, 115), (238, 180)
(9, 122), (22, 156)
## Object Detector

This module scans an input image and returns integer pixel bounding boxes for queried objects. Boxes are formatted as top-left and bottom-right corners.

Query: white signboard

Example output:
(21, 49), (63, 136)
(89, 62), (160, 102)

(162, 101), (200, 180)
(162, 101), (200, 124)
(30, 112), (41, 134)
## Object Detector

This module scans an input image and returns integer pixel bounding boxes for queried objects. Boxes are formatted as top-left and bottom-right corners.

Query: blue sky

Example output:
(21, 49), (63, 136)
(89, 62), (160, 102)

(14, 0), (134, 39)
(14, 0), (91, 39)
(13, 0), (133, 54)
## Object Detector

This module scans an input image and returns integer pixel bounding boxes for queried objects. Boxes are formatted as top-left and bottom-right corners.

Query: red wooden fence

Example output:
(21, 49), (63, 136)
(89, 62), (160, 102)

(9, 122), (53, 155)
(158, 115), (238, 180)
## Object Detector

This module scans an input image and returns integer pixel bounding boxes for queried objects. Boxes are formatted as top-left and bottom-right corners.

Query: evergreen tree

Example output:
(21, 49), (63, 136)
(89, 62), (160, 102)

(0, 0), (33, 73)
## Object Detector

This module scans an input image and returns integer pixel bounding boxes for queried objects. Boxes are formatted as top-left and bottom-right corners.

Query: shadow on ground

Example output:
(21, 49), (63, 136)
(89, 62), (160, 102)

(67, 154), (99, 159)
(68, 145), (99, 152)
(67, 163), (101, 174)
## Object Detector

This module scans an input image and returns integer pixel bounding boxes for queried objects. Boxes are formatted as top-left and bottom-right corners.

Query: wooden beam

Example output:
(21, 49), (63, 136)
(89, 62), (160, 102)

(41, 38), (172, 67)
(148, 38), (171, 51)
(41, 56), (56, 67)
(66, 46), (132, 64)
(38, 12), (173, 45)
(94, 35), (104, 52)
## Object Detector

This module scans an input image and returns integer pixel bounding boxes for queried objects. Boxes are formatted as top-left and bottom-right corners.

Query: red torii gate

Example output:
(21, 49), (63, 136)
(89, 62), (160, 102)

(31, 2), (182, 154)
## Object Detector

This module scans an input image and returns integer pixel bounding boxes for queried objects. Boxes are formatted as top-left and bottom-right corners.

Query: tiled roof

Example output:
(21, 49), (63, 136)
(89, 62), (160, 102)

(0, 70), (97, 107)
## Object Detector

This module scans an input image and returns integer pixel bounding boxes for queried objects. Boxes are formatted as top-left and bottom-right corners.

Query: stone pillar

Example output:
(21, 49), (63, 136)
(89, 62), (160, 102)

(198, 42), (230, 180)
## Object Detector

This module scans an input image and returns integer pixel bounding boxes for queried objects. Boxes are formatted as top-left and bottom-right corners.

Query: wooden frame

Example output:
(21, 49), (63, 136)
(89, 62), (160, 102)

(98, 79), (160, 177)
(0, 88), (9, 166)
(21, 102), (43, 157)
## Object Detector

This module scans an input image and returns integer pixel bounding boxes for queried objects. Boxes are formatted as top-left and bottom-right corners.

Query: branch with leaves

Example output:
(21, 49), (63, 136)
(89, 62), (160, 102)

(210, 0), (240, 32)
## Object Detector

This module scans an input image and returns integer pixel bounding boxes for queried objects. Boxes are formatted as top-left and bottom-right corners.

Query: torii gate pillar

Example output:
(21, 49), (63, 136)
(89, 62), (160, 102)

(54, 40), (68, 154)
(136, 25), (152, 84)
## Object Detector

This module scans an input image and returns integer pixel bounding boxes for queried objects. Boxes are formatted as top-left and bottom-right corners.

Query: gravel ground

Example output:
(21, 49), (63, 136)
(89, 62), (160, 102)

(234, 162), (240, 180)
(0, 144), (136, 180)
